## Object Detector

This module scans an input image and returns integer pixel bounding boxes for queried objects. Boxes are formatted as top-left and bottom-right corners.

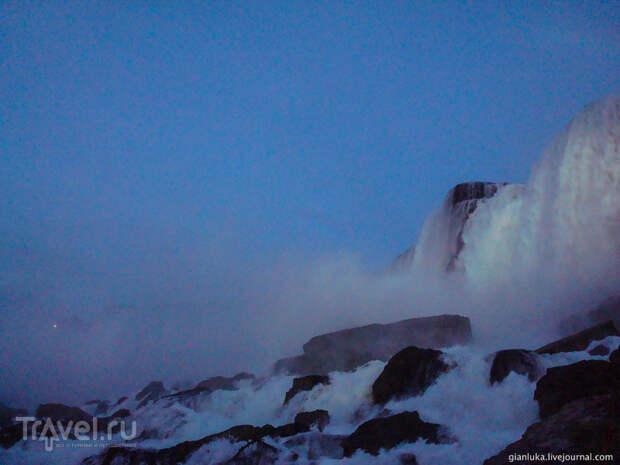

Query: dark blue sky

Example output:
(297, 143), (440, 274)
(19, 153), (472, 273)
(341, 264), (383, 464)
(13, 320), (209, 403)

(1, 1), (619, 404)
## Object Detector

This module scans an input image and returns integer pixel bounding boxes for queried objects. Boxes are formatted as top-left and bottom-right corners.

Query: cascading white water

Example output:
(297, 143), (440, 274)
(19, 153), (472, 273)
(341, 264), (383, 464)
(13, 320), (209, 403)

(414, 95), (620, 295)
(411, 182), (506, 274)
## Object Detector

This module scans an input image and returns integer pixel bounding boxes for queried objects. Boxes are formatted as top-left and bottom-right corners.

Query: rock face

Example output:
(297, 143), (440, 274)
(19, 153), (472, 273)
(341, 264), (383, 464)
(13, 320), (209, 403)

(489, 349), (543, 384)
(166, 373), (255, 400)
(372, 347), (450, 404)
(274, 314), (472, 375)
(534, 360), (620, 418)
(135, 381), (167, 408)
(342, 411), (445, 457)
(35, 403), (91, 422)
(284, 375), (330, 405)
(391, 181), (507, 273)
(483, 395), (619, 465)
(610, 347), (620, 363)
(294, 410), (330, 432)
(535, 321), (619, 355)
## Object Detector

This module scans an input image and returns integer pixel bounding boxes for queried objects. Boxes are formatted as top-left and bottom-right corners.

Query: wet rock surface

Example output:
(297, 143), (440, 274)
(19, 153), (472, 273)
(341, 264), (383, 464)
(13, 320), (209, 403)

(534, 360), (620, 418)
(372, 346), (450, 404)
(484, 395), (619, 465)
(274, 314), (472, 375)
(283, 375), (330, 405)
(489, 349), (543, 384)
(293, 409), (330, 432)
(342, 411), (446, 457)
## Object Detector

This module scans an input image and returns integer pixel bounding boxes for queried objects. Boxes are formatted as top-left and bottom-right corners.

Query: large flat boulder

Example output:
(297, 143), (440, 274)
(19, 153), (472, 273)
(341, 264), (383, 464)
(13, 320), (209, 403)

(342, 411), (446, 457)
(535, 321), (619, 355)
(534, 360), (620, 418)
(274, 314), (472, 375)
(372, 347), (450, 404)
(484, 395), (619, 465)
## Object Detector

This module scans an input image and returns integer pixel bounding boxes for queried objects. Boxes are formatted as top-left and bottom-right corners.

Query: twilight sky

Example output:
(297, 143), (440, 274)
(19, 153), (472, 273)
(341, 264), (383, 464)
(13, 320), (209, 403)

(1, 1), (619, 406)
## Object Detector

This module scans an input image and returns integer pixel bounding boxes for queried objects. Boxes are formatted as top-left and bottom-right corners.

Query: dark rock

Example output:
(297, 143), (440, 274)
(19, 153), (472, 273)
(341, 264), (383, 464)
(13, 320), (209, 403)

(536, 321), (619, 355)
(483, 395), (620, 465)
(137, 428), (160, 440)
(342, 411), (445, 457)
(534, 360), (620, 418)
(269, 422), (309, 438)
(489, 349), (543, 384)
(283, 432), (345, 459)
(0, 403), (27, 428)
(108, 408), (130, 419)
(163, 386), (209, 400)
(82, 421), (307, 465)
(274, 314), (472, 375)
(610, 348), (620, 363)
(392, 182), (507, 273)
(0, 423), (23, 449)
(165, 373), (255, 400)
(195, 372), (255, 392)
(85, 400), (109, 416)
(294, 410), (330, 432)
(111, 396), (127, 408)
(284, 375), (330, 405)
(82, 424), (270, 465)
(135, 381), (166, 401)
(1, 404), (133, 450)
(450, 181), (504, 206)
(372, 347), (450, 404)
(35, 403), (91, 422)
(135, 381), (167, 408)
(589, 344), (610, 356)
(224, 439), (280, 465)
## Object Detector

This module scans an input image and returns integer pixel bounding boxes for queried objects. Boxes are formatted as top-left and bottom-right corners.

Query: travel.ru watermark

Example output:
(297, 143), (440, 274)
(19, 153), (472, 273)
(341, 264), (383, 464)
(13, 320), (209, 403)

(16, 416), (138, 451)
